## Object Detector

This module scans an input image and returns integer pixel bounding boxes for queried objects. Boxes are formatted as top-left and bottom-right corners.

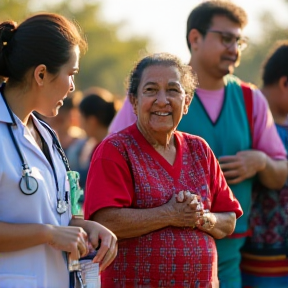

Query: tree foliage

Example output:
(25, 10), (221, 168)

(1, 0), (287, 93)
(234, 12), (288, 87)
(0, 0), (150, 96)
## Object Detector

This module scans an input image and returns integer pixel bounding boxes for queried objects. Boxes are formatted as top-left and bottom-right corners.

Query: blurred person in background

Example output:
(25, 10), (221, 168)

(73, 86), (116, 189)
(107, 1), (287, 287)
(241, 40), (288, 288)
(44, 91), (85, 155)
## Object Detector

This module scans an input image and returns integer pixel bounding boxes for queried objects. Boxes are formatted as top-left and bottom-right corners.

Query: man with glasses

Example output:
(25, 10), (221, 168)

(178, 2), (286, 287)
(108, 1), (287, 287)
(197, 29), (248, 51)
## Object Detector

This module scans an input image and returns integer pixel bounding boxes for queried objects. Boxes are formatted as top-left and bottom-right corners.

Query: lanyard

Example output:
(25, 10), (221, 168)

(1, 85), (69, 214)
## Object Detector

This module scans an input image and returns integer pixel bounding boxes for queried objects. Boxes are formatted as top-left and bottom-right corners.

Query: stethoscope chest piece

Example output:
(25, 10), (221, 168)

(1, 85), (69, 213)
(57, 199), (68, 214)
(19, 174), (38, 195)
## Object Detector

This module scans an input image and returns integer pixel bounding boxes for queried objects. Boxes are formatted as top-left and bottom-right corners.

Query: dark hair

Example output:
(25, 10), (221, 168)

(128, 52), (197, 100)
(262, 41), (288, 86)
(0, 13), (87, 83)
(61, 97), (75, 112)
(59, 90), (83, 113)
(186, 0), (247, 50)
(79, 87), (116, 127)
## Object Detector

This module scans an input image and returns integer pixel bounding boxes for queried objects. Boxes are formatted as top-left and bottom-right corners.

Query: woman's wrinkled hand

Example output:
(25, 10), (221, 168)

(175, 191), (216, 232)
(164, 191), (204, 228)
(195, 210), (216, 231)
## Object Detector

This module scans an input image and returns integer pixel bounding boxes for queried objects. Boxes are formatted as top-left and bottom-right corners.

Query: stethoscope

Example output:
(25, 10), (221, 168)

(1, 85), (69, 214)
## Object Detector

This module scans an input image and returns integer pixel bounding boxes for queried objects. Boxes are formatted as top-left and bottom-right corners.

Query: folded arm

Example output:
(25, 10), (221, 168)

(219, 150), (287, 189)
(176, 192), (237, 239)
(0, 222), (51, 252)
(257, 156), (287, 189)
(91, 195), (204, 239)
(0, 221), (87, 260)
(196, 212), (236, 239)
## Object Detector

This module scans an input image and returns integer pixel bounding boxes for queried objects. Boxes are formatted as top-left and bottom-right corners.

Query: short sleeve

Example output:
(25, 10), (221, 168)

(84, 141), (134, 220)
(252, 89), (286, 159)
(206, 144), (243, 219)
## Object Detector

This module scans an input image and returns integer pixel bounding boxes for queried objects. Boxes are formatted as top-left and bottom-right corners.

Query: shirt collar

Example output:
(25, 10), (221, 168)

(0, 91), (14, 124)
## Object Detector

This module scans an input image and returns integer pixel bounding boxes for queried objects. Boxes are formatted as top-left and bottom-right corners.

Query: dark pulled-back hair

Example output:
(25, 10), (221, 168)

(79, 87), (116, 127)
(186, 0), (247, 50)
(0, 13), (87, 83)
(262, 40), (288, 86)
(128, 52), (197, 100)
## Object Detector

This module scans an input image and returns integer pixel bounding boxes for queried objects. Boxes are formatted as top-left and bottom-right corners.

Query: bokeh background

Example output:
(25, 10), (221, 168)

(2, 0), (287, 97)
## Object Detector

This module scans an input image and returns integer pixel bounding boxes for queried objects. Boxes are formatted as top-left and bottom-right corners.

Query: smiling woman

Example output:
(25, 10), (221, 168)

(129, 57), (193, 154)
(84, 52), (243, 287)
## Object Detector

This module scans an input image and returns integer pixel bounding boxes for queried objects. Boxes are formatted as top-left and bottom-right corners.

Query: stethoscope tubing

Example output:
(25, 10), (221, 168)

(0, 84), (69, 204)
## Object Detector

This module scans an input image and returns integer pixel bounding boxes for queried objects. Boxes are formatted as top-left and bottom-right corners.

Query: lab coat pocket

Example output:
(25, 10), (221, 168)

(0, 274), (37, 288)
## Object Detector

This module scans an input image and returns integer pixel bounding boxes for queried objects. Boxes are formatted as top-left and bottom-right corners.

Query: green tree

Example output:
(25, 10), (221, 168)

(235, 12), (288, 87)
(0, 0), (150, 96)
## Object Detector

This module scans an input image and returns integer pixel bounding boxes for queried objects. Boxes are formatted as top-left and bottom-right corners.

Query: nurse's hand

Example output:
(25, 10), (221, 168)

(45, 225), (88, 261)
(80, 220), (118, 272)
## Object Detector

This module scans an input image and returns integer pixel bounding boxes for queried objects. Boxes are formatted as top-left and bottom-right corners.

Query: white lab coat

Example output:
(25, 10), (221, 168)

(0, 93), (71, 288)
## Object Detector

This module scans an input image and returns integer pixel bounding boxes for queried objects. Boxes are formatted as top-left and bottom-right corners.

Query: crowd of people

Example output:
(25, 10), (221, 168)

(0, 1), (288, 288)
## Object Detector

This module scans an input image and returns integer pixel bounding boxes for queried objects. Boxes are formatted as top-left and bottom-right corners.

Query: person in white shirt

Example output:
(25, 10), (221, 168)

(0, 13), (117, 288)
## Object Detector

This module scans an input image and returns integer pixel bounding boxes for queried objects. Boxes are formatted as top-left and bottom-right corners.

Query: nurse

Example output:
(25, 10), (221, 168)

(0, 13), (117, 288)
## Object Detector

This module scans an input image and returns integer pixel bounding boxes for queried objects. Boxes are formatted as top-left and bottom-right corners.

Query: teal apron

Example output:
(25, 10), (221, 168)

(178, 75), (254, 288)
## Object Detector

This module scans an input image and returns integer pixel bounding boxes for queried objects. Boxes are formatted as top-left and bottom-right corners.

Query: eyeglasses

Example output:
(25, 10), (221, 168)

(204, 29), (248, 51)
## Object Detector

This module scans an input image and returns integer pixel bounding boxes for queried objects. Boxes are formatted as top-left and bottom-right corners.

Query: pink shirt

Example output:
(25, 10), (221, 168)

(108, 88), (286, 159)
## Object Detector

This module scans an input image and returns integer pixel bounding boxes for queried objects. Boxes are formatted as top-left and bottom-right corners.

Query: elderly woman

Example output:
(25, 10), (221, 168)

(84, 53), (243, 287)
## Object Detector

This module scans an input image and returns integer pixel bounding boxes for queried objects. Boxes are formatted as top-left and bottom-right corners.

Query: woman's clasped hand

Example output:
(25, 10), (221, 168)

(175, 190), (216, 231)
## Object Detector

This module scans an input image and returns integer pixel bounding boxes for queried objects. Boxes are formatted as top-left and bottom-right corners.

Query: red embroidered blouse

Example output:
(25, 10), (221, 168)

(85, 123), (242, 288)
